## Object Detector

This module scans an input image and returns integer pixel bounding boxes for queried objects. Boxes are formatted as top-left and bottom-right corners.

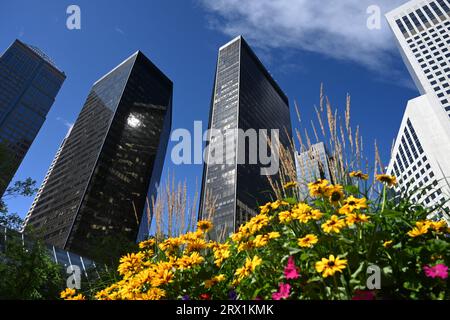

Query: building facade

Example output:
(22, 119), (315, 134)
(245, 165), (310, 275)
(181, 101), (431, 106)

(295, 142), (332, 198)
(386, 95), (450, 220)
(199, 36), (293, 240)
(386, 1), (450, 220)
(0, 39), (65, 195)
(386, 0), (450, 115)
(23, 51), (173, 259)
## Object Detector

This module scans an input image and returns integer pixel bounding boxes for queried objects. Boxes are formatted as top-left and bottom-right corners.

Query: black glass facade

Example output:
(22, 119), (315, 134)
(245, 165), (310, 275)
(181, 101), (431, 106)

(24, 51), (172, 260)
(0, 40), (65, 195)
(199, 36), (292, 240)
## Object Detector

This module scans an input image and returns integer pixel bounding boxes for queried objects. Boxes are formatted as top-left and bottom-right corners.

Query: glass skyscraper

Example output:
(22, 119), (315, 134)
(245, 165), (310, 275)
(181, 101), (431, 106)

(0, 39), (65, 195)
(23, 51), (173, 260)
(199, 36), (293, 240)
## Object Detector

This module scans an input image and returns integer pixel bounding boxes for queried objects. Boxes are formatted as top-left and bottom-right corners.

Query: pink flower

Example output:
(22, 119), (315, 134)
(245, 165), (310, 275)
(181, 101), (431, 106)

(284, 256), (300, 280)
(352, 290), (376, 300)
(272, 283), (291, 300)
(423, 264), (448, 279)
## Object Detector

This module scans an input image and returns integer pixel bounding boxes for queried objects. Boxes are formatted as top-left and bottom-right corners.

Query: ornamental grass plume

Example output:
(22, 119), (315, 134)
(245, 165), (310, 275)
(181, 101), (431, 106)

(60, 86), (450, 301)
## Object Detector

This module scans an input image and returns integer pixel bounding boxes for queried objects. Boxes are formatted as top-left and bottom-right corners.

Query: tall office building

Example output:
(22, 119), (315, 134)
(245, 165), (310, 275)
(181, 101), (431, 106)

(386, 1), (450, 220)
(387, 95), (450, 219)
(199, 36), (293, 240)
(295, 142), (332, 198)
(23, 51), (173, 259)
(386, 0), (450, 115)
(0, 39), (65, 195)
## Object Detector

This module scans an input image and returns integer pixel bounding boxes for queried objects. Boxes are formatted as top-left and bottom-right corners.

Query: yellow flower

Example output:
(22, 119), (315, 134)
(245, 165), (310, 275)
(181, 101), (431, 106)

(270, 200), (289, 210)
(197, 220), (213, 232)
(321, 215), (346, 234)
(298, 234), (318, 248)
(177, 252), (205, 270)
(338, 196), (368, 215)
(291, 203), (322, 223)
(278, 210), (294, 224)
(429, 220), (448, 233)
(268, 231), (280, 239)
(375, 174), (397, 187)
(118, 252), (145, 277)
(349, 171), (369, 180)
(308, 179), (330, 197)
(60, 288), (76, 299)
(383, 240), (393, 248)
(159, 237), (184, 252)
(407, 223), (430, 238)
(67, 294), (86, 300)
(186, 238), (208, 252)
(345, 213), (370, 226)
(235, 256), (262, 280)
(213, 244), (231, 267)
(283, 181), (298, 189)
(151, 269), (174, 287)
(253, 234), (269, 248)
(315, 255), (348, 278)
(238, 241), (255, 252)
(259, 202), (272, 215)
(326, 185), (345, 205)
(138, 238), (155, 250)
(141, 288), (166, 300)
(204, 274), (226, 289)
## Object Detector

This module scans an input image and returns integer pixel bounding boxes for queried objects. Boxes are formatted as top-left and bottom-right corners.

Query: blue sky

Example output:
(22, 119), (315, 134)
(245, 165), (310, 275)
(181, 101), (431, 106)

(1, 0), (418, 219)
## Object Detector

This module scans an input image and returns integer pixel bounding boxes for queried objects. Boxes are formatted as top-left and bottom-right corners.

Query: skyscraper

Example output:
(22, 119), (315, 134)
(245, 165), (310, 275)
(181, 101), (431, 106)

(23, 51), (173, 259)
(386, 95), (450, 220)
(386, 1), (450, 220)
(295, 142), (332, 198)
(386, 0), (450, 115)
(0, 39), (65, 195)
(199, 36), (293, 240)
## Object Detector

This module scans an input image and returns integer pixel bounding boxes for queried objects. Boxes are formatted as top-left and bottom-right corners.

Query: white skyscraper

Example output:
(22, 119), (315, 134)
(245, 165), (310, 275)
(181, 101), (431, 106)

(386, 0), (450, 113)
(295, 142), (332, 198)
(386, 0), (450, 220)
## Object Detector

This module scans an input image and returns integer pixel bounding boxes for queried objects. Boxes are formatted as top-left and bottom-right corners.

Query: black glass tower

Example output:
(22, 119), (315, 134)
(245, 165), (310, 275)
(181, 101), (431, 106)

(23, 51), (172, 260)
(0, 39), (65, 195)
(199, 36), (292, 240)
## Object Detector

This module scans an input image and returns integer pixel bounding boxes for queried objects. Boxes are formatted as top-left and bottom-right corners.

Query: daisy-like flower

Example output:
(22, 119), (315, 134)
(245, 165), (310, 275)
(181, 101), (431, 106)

(283, 181), (298, 189)
(204, 274), (226, 289)
(235, 256), (262, 280)
(138, 238), (155, 250)
(308, 179), (330, 198)
(429, 220), (448, 233)
(345, 213), (370, 226)
(338, 196), (368, 215)
(315, 255), (348, 278)
(326, 184), (345, 205)
(197, 220), (213, 232)
(349, 171), (369, 180)
(375, 174), (397, 187)
(278, 210), (295, 224)
(383, 240), (393, 248)
(298, 234), (319, 248)
(321, 215), (346, 234)
(407, 221), (430, 238)
(117, 252), (145, 277)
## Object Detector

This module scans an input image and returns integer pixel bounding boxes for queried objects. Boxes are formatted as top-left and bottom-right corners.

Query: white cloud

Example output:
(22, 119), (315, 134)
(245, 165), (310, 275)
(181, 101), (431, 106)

(56, 117), (74, 132)
(199, 0), (408, 72)
(115, 27), (126, 35)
